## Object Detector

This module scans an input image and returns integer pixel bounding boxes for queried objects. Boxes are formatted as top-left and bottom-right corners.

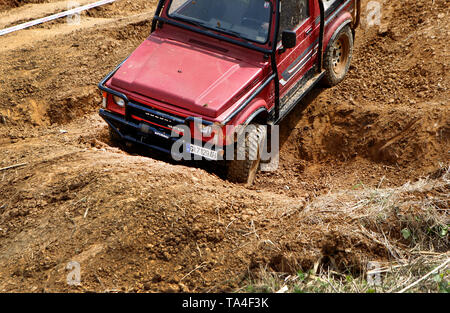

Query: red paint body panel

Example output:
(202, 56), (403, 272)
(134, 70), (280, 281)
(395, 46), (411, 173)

(110, 27), (266, 119)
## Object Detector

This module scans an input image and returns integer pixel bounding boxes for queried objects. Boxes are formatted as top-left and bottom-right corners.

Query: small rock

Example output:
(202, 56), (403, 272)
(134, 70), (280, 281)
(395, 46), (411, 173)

(377, 24), (389, 36)
(133, 272), (141, 279)
(143, 282), (152, 291)
(162, 251), (171, 261)
(152, 273), (162, 283)
(169, 275), (181, 284)
(161, 283), (179, 293)
(178, 283), (189, 292)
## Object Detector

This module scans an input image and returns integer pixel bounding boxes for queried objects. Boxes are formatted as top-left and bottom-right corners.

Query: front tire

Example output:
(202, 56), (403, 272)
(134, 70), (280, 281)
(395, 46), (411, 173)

(227, 124), (266, 186)
(323, 25), (353, 86)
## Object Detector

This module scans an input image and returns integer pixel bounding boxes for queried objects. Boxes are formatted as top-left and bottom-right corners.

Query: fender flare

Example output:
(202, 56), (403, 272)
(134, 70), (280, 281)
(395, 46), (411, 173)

(229, 98), (269, 126)
(324, 18), (353, 55)
(244, 106), (269, 125)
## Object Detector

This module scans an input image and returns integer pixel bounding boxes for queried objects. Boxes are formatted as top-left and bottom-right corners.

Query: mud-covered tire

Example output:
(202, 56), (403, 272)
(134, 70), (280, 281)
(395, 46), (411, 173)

(227, 124), (266, 186)
(323, 25), (353, 87)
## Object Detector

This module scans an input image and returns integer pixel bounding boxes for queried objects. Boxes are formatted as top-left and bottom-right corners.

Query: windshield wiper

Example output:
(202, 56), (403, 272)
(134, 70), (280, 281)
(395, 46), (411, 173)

(172, 14), (250, 42)
(213, 26), (248, 41)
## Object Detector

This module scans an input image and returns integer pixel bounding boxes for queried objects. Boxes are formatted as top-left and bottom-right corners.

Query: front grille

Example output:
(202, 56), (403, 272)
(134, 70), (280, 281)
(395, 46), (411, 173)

(126, 101), (186, 132)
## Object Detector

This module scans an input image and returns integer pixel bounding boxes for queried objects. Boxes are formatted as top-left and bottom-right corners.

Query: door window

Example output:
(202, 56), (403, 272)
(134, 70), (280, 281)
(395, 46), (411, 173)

(278, 0), (310, 40)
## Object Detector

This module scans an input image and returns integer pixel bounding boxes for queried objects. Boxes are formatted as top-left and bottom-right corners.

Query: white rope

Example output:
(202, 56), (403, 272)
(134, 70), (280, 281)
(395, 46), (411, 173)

(0, 0), (116, 36)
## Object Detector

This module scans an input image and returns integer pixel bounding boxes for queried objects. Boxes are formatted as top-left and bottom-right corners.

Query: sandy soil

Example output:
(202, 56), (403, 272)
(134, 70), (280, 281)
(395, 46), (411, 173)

(0, 0), (448, 292)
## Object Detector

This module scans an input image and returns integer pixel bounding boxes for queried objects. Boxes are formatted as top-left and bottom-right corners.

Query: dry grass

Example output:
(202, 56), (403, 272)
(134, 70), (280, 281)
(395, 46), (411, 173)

(239, 165), (449, 293)
(242, 253), (449, 293)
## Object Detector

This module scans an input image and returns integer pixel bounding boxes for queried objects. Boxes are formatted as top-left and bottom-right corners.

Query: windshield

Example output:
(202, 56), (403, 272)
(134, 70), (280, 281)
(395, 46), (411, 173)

(167, 0), (272, 44)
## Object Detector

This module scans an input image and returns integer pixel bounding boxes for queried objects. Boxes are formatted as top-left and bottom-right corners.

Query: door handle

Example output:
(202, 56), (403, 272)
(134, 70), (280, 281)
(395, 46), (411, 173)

(305, 27), (313, 35)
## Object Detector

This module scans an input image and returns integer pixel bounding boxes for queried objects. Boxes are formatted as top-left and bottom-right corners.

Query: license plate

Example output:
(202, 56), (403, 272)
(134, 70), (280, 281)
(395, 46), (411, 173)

(187, 143), (219, 160)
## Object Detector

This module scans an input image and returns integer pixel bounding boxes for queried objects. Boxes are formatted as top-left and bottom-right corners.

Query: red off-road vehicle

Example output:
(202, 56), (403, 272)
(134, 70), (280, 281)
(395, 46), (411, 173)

(99, 0), (361, 185)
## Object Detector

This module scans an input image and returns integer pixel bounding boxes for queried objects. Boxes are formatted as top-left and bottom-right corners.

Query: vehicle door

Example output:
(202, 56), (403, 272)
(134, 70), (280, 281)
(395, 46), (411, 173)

(276, 0), (316, 97)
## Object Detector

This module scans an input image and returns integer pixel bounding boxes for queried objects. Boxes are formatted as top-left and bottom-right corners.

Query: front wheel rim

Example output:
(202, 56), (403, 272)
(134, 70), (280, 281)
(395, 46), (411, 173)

(331, 34), (350, 76)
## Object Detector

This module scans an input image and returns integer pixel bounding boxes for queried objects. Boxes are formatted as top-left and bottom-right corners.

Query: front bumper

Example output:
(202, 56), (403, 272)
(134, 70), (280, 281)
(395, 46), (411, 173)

(99, 108), (225, 161)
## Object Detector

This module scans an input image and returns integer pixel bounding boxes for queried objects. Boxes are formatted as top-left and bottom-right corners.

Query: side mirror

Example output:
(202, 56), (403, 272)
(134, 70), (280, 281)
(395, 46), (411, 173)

(281, 30), (297, 49)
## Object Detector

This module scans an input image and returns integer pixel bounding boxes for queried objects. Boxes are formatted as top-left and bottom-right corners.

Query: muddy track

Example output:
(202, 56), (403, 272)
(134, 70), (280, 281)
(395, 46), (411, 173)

(0, 0), (448, 292)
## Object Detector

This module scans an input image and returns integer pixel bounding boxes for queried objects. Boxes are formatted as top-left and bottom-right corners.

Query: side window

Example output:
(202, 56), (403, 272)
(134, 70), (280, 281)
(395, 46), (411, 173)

(278, 0), (310, 40)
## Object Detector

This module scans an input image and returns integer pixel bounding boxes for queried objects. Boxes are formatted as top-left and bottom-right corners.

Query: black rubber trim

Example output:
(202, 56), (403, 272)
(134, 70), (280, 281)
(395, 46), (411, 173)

(221, 73), (276, 125)
(318, 0), (325, 71)
(98, 59), (129, 102)
(153, 16), (272, 55)
(151, 0), (166, 33)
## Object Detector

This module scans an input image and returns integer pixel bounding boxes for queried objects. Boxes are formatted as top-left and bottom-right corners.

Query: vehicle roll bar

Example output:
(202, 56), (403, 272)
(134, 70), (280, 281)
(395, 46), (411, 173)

(317, 0), (325, 72)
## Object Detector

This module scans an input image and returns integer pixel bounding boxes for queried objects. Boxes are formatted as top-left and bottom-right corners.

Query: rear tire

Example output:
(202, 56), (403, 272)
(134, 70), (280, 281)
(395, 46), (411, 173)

(227, 124), (266, 186)
(323, 25), (353, 87)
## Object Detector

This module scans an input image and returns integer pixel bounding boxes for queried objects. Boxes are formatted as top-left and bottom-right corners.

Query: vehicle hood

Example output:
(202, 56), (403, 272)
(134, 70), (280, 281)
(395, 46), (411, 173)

(110, 35), (263, 118)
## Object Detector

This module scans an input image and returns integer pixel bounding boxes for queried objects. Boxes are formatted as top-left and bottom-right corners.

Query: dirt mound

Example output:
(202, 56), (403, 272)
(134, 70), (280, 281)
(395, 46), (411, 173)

(0, 124), (447, 291)
(294, 101), (448, 169)
(0, 0), (55, 12)
(0, 130), (300, 291)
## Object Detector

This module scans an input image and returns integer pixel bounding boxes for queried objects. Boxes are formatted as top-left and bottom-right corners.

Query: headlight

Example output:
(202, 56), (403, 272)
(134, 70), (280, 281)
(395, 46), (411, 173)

(113, 95), (125, 107)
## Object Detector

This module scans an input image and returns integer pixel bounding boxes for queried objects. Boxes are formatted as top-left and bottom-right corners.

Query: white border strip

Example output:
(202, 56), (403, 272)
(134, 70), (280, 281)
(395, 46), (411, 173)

(0, 0), (116, 36)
